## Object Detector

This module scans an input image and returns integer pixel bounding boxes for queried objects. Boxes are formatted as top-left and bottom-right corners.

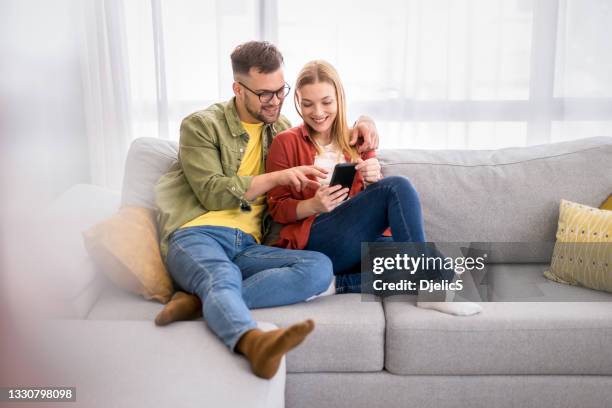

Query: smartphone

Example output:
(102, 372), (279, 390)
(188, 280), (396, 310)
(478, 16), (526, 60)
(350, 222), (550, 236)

(329, 163), (357, 198)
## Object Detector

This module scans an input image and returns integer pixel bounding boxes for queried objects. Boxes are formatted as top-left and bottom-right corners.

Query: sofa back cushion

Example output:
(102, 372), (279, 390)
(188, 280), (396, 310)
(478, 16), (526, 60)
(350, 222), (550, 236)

(121, 136), (612, 262)
(378, 136), (612, 262)
(121, 137), (178, 209)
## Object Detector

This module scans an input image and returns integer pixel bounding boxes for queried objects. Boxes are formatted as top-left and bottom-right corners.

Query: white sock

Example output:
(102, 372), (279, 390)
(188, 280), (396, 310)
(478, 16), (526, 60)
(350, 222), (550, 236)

(416, 301), (482, 316)
(320, 275), (336, 297)
(306, 276), (336, 301)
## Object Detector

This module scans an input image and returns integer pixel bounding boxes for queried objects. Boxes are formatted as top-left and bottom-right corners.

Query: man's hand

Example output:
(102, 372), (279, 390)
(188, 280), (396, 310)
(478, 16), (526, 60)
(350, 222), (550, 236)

(276, 165), (328, 192)
(245, 165), (327, 201)
(349, 115), (379, 153)
(355, 158), (382, 184)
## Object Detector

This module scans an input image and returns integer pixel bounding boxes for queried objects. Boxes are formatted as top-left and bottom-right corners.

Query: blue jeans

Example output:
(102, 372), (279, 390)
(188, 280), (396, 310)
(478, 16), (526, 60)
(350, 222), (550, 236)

(306, 176), (451, 292)
(166, 226), (333, 350)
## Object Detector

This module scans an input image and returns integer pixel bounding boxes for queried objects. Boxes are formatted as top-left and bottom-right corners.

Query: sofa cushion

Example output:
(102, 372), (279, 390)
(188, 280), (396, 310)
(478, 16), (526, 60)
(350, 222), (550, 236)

(286, 372), (612, 408)
(121, 137), (178, 209)
(384, 264), (612, 375)
(87, 287), (385, 373)
(252, 295), (385, 373)
(120, 136), (612, 263)
(87, 281), (170, 321)
(486, 263), (612, 302)
(37, 319), (284, 408)
(378, 136), (612, 263)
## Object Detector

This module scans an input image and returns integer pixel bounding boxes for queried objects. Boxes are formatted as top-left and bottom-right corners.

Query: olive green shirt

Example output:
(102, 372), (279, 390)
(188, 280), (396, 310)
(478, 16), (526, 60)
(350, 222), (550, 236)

(155, 98), (291, 258)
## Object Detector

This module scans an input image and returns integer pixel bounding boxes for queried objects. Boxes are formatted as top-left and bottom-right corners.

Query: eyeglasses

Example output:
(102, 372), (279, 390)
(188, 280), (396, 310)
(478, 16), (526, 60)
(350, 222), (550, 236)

(238, 81), (291, 103)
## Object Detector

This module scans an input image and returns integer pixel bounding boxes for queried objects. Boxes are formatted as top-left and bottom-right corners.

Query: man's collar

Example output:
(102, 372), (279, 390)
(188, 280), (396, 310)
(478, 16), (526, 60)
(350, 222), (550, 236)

(224, 97), (245, 138)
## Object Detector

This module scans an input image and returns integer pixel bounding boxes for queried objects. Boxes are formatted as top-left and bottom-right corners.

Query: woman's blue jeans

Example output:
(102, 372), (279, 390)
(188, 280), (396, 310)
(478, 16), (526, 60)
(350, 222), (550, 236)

(306, 176), (451, 293)
(166, 226), (333, 350)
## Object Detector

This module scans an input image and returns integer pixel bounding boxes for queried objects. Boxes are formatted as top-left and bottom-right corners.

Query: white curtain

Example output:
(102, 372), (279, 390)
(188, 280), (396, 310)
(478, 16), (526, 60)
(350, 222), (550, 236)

(277, 0), (612, 149)
(81, 0), (612, 187)
(79, 0), (133, 189)
(121, 0), (257, 141)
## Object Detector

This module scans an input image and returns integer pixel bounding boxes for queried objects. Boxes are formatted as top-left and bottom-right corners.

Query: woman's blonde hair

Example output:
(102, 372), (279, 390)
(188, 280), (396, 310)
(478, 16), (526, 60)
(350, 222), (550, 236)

(294, 60), (359, 160)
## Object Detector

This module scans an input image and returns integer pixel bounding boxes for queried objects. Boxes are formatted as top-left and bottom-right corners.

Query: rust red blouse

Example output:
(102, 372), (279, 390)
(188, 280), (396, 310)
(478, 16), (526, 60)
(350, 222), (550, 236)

(266, 123), (375, 249)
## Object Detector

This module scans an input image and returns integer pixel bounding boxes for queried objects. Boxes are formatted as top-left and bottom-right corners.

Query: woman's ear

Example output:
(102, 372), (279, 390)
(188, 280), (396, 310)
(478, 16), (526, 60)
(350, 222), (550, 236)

(294, 92), (304, 119)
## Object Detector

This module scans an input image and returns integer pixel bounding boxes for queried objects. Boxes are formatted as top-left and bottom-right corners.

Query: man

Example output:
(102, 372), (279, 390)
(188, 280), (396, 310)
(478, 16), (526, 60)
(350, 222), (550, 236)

(155, 41), (379, 379)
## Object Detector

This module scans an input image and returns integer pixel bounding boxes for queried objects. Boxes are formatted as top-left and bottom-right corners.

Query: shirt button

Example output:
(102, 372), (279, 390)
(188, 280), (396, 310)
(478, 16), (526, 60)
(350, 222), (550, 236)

(231, 187), (236, 191)
(240, 148), (244, 152)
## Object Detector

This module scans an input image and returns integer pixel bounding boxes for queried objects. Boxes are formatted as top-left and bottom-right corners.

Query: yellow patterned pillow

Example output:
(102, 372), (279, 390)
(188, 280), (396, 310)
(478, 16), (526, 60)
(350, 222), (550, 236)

(544, 200), (612, 293)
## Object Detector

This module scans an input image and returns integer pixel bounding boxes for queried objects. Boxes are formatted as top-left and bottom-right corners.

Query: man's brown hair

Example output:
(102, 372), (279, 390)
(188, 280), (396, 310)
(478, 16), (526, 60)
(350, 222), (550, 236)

(231, 41), (284, 77)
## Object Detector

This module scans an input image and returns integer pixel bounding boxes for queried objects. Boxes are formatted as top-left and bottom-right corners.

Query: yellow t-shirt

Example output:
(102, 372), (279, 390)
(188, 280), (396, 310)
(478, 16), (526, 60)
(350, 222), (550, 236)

(180, 121), (267, 242)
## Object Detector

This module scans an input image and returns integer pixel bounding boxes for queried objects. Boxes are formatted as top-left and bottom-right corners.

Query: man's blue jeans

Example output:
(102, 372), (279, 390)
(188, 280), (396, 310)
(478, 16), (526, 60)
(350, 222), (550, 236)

(306, 176), (452, 292)
(166, 226), (333, 350)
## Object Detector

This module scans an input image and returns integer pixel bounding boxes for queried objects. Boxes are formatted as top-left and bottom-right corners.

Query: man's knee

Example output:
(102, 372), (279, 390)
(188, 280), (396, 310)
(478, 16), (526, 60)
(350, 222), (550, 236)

(300, 250), (334, 295)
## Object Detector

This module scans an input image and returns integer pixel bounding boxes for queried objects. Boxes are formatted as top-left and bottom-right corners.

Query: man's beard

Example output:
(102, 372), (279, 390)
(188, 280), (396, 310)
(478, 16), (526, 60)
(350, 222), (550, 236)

(245, 98), (282, 124)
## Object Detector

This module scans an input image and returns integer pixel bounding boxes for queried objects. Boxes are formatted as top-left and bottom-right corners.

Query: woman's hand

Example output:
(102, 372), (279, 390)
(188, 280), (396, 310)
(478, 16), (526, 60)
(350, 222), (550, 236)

(355, 158), (382, 184)
(310, 184), (350, 214)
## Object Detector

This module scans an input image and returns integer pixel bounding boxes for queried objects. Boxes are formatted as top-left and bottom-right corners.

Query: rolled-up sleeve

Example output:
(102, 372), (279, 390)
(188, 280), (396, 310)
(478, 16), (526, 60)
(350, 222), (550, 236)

(179, 115), (252, 211)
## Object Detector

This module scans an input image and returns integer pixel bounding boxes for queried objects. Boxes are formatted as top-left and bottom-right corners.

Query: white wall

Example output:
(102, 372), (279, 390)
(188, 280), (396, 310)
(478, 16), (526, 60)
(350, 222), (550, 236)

(0, 1), (91, 379)
(1, 0), (90, 215)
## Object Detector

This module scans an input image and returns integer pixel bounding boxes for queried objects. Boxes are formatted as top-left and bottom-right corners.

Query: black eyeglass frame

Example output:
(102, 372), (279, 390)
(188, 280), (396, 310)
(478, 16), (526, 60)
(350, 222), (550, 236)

(238, 81), (291, 103)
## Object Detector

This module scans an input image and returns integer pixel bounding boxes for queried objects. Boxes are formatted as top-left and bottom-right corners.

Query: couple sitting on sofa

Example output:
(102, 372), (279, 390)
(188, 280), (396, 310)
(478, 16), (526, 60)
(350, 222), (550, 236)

(154, 41), (481, 379)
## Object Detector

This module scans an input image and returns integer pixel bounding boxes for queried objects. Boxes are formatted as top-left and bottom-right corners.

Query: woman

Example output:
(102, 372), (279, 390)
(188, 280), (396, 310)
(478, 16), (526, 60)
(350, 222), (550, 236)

(266, 60), (481, 316)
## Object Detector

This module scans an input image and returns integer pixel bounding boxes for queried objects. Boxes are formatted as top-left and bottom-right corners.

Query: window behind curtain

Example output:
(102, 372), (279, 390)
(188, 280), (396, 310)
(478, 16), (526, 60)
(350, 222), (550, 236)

(123, 0), (256, 140)
(122, 0), (612, 149)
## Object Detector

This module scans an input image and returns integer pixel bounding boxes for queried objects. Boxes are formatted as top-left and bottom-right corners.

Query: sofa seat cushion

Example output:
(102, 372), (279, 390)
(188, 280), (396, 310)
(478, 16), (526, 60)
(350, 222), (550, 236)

(87, 281), (170, 321)
(88, 287), (385, 373)
(252, 294), (385, 373)
(385, 265), (612, 375)
(487, 263), (612, 301)
(36, 319), (284, 408)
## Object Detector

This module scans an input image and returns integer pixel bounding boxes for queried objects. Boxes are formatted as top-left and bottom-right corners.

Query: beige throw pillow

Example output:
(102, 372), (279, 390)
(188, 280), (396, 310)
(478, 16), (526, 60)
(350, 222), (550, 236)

(544, 200), (612, 293)
(83, 206), (174, 303)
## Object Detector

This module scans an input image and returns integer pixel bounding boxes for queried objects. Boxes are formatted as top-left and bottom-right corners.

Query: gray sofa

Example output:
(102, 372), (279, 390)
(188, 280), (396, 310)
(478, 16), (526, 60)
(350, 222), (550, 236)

(38, 136), (612, 408)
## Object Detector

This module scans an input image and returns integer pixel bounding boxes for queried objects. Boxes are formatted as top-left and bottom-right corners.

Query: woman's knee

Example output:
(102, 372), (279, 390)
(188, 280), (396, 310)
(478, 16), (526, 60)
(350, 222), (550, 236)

(379, 176), (420, 201)
(381, 175), (414, 189)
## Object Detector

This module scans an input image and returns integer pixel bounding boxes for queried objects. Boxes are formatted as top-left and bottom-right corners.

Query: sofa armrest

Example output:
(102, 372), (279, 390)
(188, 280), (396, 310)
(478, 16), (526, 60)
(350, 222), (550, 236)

(41, 184), (121, 318)
(34, 320), (285, 408)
